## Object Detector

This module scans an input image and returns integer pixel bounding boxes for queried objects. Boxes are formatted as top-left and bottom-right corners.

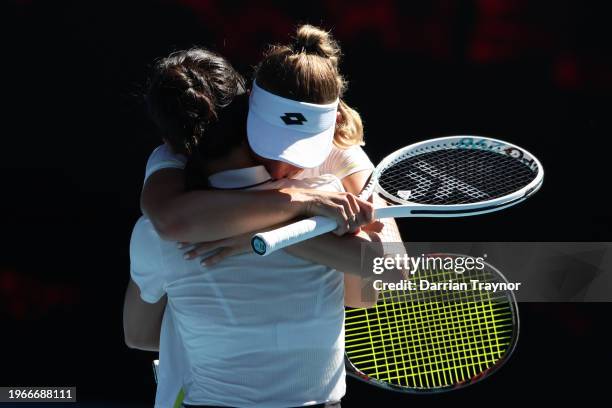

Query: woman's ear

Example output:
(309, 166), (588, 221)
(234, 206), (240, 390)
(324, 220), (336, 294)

(336, 110), (342, 124)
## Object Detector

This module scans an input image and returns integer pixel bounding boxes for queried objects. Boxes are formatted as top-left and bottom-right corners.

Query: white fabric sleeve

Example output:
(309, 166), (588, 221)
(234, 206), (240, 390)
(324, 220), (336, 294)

(129, 217), (167, 303)
(320, 145), (375, 180)
(144, 144), (188, 182)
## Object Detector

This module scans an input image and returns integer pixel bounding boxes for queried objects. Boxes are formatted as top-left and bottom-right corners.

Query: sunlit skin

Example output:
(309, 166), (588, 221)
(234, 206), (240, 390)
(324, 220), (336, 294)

(251, 151), (305, 180)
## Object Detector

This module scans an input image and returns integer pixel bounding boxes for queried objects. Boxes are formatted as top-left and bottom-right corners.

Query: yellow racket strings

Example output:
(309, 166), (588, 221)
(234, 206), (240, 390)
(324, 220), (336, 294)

(345, 266), (514, 389)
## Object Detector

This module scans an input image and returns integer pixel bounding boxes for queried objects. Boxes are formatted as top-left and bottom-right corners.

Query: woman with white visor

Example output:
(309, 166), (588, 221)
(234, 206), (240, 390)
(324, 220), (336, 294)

(141, 25), (401, 266)
(126, 24), (404, 408)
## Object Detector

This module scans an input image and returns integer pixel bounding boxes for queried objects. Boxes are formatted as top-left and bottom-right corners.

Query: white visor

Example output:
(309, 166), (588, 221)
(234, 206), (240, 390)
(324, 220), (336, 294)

(247, 81), (339, 169)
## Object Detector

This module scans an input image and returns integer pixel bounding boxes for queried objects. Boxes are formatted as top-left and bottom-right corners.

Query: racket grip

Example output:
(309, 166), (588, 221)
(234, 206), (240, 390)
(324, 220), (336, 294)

(251, 216), (338, 256)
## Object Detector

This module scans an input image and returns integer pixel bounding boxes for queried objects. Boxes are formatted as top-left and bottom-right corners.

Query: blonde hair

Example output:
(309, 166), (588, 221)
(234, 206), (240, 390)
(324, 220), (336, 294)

(254, 24), (364, 148)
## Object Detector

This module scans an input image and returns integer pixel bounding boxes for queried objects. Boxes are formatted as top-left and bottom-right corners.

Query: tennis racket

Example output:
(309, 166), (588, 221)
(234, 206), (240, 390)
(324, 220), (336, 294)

(344, 254), (519, 392)
(251, 135), (543, 255)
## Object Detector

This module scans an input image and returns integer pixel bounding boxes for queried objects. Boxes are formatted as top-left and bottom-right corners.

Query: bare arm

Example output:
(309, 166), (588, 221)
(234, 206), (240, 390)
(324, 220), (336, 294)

(141, 169), (301, 242)
(123, 279), (166, 352)
(141, 169), (373, 242)
(180, 169), (404, 307)
(339, 170), (404, 308)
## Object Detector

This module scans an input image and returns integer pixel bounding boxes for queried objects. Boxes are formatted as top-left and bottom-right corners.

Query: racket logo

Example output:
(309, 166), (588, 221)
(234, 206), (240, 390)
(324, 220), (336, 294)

(397, 190), (412, 200)
(409, 160), (488, 200)
(280, 112), (307, 125)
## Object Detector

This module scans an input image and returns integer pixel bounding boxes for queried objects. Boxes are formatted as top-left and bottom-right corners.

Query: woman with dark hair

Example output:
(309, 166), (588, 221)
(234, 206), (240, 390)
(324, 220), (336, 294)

(141, 45), (375, 250)
(140, 26), (404, 321)
(125, 25), (402, 407)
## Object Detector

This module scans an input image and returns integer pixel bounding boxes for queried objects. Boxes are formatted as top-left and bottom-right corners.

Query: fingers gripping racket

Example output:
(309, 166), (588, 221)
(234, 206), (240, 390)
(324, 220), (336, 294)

(344, 254), (519, 392)
(252, 136), (543, 255)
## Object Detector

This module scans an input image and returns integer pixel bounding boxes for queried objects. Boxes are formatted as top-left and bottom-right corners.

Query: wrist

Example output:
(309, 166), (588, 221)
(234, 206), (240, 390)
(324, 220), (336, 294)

(279, 187), (309, 217)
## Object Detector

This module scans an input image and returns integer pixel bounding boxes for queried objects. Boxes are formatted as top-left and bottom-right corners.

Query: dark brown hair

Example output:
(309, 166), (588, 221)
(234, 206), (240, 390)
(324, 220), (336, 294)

(145, 47), (247, 159)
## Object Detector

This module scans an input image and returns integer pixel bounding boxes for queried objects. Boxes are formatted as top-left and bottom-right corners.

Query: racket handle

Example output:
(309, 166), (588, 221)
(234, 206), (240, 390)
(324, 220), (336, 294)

(251, 216), (338, 256)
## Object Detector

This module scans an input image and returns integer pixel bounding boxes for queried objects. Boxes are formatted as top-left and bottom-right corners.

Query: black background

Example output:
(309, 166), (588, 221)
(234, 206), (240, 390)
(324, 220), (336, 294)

(2, 0), (611, 406)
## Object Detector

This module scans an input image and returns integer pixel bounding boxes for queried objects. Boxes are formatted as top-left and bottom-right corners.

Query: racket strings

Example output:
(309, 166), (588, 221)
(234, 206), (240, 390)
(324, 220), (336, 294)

(378, 148), (537, 205)
(346, 303), (508, 381)
(345, 266), (516, 389)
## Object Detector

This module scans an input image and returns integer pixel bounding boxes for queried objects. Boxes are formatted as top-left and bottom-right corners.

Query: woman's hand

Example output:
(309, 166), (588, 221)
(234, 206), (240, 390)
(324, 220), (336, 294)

(287, 189), (375, 235)
(180, 233), (253, 266)
(179, 189), (376, 265)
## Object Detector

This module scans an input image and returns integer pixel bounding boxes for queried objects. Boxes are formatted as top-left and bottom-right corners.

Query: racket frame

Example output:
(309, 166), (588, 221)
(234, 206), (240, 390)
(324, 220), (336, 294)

(368, 135), (543, 217)
(252, 135), (543, 255)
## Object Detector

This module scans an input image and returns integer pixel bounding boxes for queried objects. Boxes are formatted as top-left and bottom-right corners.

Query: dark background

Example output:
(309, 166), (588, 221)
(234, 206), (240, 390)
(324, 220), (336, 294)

(2, 0), (611, 406)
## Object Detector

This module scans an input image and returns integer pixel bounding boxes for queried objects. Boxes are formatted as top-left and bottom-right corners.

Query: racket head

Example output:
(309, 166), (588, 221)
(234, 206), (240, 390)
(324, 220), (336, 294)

(344, 254), (519, 393)
(365, 136), (543, 216)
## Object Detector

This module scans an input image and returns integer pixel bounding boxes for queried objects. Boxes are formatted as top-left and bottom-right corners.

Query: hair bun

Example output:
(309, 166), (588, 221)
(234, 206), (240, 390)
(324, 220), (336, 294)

(294, 24), (340, 61)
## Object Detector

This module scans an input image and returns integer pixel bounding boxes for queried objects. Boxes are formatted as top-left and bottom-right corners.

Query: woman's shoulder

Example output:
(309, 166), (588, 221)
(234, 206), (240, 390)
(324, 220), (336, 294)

(321, 144), (374, 179)
(144, 144), (188, 182)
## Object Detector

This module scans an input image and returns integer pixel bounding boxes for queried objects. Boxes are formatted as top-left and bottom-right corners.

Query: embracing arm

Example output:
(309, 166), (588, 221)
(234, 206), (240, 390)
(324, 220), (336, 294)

(338, 170), (404, 308)
(123, 279), (166, 352)
(179, 170), (403, 307)
(142, 169), (300, 242)
(141, 169), (372, 242)
(284, 170), (395, 308)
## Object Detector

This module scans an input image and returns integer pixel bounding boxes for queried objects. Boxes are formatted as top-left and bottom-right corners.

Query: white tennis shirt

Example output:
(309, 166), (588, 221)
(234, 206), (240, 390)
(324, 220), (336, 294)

(131, 163), (354, 407)
(139, 144), (373, 407)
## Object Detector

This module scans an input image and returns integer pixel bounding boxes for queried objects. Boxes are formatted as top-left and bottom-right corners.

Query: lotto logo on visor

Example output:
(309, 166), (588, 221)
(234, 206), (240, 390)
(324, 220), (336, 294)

(280, 113), (307, 125)
(249, 81), (338, 133)
(247, 81), (339, 168)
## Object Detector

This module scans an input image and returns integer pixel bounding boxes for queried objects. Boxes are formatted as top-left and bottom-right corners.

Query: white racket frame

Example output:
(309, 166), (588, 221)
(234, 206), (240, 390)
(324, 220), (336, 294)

(252, 136), (544, 256)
